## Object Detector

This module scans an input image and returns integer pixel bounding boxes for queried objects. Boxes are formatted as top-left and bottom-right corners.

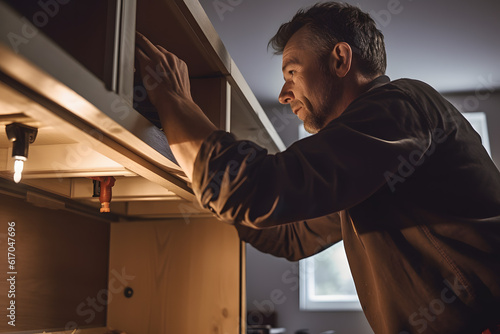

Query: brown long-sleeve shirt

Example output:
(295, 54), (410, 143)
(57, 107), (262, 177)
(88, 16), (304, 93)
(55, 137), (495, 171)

(192, 76), (500, 334)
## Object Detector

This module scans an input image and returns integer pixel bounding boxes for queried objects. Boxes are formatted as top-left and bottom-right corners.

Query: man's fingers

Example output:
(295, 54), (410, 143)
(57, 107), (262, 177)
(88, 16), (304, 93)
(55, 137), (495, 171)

(156, 44), (173, 57)
(156, 44), (184, 69)
(136, 32), (179, 72)
(134, 32), (192, 101)
(135, 31), (154, 51)
(135, 32), (182, 68)
(135, 31), (160, 59)
(134, 45), (151, 75)
(155, 45), (189, 74)
(135, 44), (149, 61)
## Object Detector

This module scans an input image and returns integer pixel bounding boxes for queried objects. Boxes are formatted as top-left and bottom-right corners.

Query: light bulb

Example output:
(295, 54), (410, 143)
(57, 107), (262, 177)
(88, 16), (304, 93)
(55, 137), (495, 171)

(13, 158), (25, 183)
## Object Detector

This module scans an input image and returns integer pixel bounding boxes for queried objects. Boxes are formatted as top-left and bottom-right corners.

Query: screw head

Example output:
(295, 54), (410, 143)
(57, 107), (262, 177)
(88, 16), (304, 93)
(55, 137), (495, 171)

(124, 287), (134, 298)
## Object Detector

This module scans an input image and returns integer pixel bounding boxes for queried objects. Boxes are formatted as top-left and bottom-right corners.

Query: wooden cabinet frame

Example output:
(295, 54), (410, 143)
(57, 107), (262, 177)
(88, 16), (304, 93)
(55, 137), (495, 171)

(0, 1), (283, 332)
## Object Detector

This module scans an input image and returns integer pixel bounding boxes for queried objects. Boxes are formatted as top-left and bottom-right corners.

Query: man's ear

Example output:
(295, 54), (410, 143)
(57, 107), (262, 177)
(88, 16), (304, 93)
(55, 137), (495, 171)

(329, 42), (352, 78)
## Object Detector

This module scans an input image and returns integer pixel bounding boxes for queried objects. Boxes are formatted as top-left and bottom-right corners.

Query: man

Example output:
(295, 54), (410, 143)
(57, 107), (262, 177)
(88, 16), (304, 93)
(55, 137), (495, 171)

(135, 2), (500, 333)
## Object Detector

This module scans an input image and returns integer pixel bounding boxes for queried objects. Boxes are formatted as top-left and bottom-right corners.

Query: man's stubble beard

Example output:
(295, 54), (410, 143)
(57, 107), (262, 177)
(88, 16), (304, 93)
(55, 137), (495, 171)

(303, 72), (338, 134)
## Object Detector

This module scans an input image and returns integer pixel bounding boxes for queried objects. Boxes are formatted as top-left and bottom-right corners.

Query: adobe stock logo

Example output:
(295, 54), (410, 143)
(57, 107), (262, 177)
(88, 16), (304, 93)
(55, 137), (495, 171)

(64, 267), (135, 331)
(399, 276), (469, 334)
(357, 0), (415, 28)
(384, 126), (448, 192)
(7, 0), (71, 53)
(212, 0), (244, 21)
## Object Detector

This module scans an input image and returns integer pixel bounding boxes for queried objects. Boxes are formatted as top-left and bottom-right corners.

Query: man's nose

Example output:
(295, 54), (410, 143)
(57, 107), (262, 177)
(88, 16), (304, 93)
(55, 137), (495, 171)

(279, 82), (294, 104)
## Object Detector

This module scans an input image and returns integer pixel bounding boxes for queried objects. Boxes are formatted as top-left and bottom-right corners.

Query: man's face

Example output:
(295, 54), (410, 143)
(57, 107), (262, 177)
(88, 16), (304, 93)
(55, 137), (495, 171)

(279, 27), (339, 134)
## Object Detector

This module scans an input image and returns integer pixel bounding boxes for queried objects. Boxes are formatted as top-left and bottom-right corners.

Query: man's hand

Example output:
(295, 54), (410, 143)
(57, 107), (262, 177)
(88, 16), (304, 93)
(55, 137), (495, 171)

(135, 32), (193, 108)
(135, 32), (217, 180)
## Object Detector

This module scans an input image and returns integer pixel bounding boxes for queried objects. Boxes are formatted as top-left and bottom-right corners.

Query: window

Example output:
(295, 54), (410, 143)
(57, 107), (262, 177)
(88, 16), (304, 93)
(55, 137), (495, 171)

(462, 112), (491, 156)
(299, 241), (362, 311)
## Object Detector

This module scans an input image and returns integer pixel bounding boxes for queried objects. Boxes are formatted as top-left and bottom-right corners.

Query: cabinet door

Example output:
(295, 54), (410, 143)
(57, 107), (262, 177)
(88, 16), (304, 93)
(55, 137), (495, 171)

(108, 218), (243, 333)
(2, 0), (117, 89)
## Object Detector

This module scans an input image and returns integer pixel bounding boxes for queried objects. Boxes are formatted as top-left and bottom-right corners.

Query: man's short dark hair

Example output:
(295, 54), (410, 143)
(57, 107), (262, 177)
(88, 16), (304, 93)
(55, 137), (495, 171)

(269, 2), (387, 77)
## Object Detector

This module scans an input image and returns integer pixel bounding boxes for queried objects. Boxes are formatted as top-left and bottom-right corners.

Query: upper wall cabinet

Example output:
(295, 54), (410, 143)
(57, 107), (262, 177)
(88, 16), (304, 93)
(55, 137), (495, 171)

(0, 0), (285, 217)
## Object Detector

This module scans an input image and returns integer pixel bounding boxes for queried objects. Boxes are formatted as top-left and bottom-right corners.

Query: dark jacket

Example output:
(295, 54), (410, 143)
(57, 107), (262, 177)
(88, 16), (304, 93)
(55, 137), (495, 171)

(192, 76), (500, 334)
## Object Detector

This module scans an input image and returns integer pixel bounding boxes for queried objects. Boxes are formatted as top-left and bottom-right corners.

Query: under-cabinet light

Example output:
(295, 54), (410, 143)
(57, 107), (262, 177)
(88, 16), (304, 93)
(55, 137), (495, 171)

(5, 123), (38, 183)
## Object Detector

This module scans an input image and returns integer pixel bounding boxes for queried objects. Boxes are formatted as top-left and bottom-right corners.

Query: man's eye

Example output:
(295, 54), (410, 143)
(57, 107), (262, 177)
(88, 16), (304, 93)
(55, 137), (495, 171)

(289, 70), (295, 76)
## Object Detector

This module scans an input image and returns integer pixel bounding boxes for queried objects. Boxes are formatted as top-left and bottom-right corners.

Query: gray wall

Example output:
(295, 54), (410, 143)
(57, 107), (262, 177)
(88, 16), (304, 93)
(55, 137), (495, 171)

(261, 103), (302, 148)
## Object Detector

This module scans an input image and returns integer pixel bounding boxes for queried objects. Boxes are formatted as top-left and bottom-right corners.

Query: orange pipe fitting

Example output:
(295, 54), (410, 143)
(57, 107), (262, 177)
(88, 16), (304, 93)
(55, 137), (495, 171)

(90, 176), (116, 213)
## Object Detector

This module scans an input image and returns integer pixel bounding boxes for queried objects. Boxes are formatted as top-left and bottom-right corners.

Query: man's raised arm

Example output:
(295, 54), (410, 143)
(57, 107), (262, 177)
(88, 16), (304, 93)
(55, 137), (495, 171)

(135, 32), (217, 180)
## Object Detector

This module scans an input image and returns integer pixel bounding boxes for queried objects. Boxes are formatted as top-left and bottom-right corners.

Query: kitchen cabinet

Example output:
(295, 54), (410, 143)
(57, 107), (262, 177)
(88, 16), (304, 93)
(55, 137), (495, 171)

(0, 0), (282, 332)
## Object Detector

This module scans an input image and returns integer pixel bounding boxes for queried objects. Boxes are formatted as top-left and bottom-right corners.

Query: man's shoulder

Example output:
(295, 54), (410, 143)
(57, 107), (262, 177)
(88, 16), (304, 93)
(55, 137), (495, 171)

(382, 77), (441, 98)
(354, 76), (445, 109)
(339, 75), (451, 127)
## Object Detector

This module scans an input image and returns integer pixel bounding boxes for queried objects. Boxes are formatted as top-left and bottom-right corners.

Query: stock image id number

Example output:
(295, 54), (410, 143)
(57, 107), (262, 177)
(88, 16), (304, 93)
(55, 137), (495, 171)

(8, 221), (16, 271)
